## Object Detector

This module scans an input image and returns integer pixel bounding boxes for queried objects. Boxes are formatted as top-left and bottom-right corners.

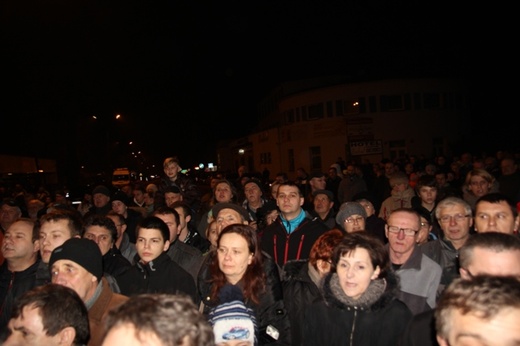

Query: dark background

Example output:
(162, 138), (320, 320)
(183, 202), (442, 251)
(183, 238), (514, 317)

(0, 1), (513, 173)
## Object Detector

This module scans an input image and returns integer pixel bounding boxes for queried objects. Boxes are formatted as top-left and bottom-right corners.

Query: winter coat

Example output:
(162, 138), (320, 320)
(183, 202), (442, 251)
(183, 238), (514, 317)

(302, 271), (412, 346)
(281, 259), (322, 346)
(116, 251), (198, 303)
(420, 237), (461, 298)
(260, 213), (329, 267)
(0, 259), (40, 331)
(378, 187), (416, 221)
(199, 251), (291, 345)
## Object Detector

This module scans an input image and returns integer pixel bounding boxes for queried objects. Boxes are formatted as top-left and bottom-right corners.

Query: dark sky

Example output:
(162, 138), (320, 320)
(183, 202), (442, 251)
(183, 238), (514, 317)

(0, 1), (510, 171)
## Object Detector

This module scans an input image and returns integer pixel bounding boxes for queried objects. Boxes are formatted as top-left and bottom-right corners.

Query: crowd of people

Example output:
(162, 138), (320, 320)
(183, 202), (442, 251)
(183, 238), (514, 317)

(0, 150), (519, 345)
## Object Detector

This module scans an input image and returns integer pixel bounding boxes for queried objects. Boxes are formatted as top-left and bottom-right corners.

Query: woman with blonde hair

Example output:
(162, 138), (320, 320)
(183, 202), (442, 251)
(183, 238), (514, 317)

(462, 168), (499, 210)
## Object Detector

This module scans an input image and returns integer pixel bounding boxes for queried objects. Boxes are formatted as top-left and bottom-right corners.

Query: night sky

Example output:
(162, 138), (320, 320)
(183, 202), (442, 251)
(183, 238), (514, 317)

(0, 1), (511, 172)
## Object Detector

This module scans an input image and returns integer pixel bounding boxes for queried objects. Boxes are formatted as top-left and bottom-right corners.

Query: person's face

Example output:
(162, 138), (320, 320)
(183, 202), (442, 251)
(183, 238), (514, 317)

(133, 190), (145, 203)
(164, 162), (180, 179)
(468, 176), (491, 197)
(154, 213), (180, 242)
(386, 211), (419, 256)
(207, 222), (218, 248)
(474, 200), (519, 234)
(357, 200), (375, 217)
(313, 194), (333, 214)
(438, 204), (472, 243)
(328, 169), (337, 179)
(173, 207), (190, 232)
(2, 220), (39, 262)
(435, 173), (447, 187)
(416, 216), (431, 245)
(244, 183), (262, 204)
(437, 306), (520, 346)
(83, 226), (114, 256)
(336, 247), (380, 300)
(500, 159), (516, 176)
(39, 219), (74, 264)
(164, 192), (182, 207)
(51, 260), (97, 302)
(404, 163), (414, 174)
(217, 232), (253, 285)
(460, 248), (520, 280)
(0, 204), (21, 225)
(106, 215), (126, 240)
(93, 193), (110, 208)
(384, 163), (395, 175)
(276, 185), (304, 215)
(111, 200), (127, 215)
(121, 185), (133, 197)
(215, 183), (233, 203)
(391, 181), (408, 193)
(210, 178), (219, 189)
(310, 177), (326, 190)
(216, 209), (247, 233)
(342, 215), (366, 234)
(136, 228), (170, 263)
(418, 186), (437, 205)
(4, 306), (65, 346)
(102, 323), (164, 346)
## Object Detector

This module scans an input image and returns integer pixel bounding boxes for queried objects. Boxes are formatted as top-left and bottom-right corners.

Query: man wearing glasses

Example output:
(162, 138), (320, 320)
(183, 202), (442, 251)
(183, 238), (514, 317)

(420, 197), (473, 297)
(385, 208), (442, 315)
(401, 231), (520, 346)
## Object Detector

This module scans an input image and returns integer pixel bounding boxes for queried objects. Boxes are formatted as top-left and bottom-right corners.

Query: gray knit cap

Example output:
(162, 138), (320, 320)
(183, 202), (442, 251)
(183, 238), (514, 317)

(335, 201), (367, 225)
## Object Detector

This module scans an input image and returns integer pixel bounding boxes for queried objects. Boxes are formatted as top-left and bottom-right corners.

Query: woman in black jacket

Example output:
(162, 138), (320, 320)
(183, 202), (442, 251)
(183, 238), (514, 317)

(198, 224), (291, 345)
(303, 232), (412, 346)
(282, 229), (344, 345)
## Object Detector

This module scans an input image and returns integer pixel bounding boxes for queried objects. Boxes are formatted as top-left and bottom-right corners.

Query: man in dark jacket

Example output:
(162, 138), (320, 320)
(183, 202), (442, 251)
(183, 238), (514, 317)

(83, 185), (112, 220)
(115, 216), (198, 304)
(82, 215), (132, 278)
(0, 218), (41, 331)
(260, 181), (329, 268)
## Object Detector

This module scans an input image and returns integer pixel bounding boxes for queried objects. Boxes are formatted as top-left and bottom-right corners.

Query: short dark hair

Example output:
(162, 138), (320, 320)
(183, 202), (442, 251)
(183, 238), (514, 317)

(475, 192), (518, 218)
(152, 206), (180, 225)
(10, 284), (89, 345)
(459, 231), (520, 269)
(332, 232), (390, 279)
(137, 216), (170, 242)
(103, 293), (214, 346)
(83, 214), (118, 242)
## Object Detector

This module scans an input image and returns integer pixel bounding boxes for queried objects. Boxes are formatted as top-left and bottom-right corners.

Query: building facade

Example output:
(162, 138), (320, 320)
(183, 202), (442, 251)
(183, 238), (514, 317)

(216, 77), (470, 180)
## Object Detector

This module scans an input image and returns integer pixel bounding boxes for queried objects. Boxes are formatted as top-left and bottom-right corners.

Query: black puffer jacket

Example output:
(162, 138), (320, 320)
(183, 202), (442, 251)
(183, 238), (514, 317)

(116, 251), (198, 303)
(0, 259), (40, 331)
(281, 259), (322, 346)
(303, 271), (412, 346)
(199, 251), (291, 345)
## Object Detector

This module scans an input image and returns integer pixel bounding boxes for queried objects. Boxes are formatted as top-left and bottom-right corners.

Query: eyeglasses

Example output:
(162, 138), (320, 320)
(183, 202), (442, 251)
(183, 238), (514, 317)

(387, 225), (418, 237)
(439, 214), (470, 224)
(344, 216), (364, 224)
